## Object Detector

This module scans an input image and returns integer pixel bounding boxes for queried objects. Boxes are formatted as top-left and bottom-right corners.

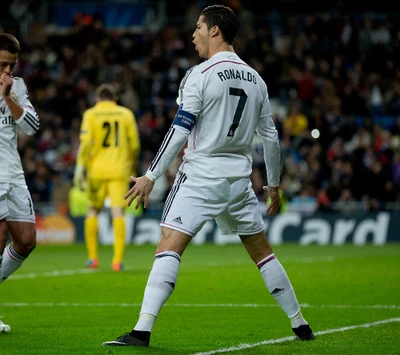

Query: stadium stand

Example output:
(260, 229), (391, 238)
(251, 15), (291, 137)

(1, 0), (399, 214)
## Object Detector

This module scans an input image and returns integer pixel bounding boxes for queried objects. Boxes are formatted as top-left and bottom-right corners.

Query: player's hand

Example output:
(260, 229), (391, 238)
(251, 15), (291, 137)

(125, 175), (154, 209)
(264, 185), (281, 216)
(0, 73), (13, 98)
(73, 165), (87, 191)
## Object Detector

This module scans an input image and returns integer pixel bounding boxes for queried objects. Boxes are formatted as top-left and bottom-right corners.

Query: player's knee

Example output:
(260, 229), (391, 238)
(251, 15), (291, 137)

(14, 230), (36, 256)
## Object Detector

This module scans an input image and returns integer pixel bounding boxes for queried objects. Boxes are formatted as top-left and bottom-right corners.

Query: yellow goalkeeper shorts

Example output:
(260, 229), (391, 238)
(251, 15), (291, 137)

(87, 178), (129, 209)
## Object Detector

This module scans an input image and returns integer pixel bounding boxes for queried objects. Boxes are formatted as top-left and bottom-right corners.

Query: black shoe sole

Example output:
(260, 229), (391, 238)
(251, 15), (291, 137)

(102, 341), (149, 347)
(292, 324), (316, 341)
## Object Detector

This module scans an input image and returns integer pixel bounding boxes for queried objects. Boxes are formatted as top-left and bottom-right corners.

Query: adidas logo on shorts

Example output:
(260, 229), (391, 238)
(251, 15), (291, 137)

(172, 216), (183, 224)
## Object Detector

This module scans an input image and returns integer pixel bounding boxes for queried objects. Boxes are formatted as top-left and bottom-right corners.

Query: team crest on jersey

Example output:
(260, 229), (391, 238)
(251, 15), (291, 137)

(10, 92), (18, 102)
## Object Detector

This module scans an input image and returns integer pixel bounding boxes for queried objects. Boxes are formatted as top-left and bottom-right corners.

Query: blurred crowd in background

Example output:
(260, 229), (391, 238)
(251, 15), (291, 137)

(1, 0), (400, 215)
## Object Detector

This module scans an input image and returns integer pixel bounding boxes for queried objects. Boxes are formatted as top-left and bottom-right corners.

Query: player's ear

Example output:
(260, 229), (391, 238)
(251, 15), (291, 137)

(210, 25), (219, 37)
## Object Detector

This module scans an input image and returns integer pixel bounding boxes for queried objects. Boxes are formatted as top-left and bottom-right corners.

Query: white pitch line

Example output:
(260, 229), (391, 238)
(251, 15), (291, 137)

(0, 302), (399, 310)
(9, 269), (97, 279)
(189, 318), (400, 355)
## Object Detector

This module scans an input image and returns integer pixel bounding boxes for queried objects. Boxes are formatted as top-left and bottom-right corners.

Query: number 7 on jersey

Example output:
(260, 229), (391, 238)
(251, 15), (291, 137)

(227, 87), (248, 137)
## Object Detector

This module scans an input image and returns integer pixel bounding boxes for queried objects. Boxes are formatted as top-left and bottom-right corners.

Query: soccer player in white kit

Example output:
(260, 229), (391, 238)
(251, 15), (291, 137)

(103, 5), (315, 347)
(0, 33), (40, 332)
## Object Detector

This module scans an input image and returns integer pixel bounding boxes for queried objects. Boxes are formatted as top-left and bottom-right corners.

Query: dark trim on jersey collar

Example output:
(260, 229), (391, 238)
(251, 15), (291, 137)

(201, 60), (249, 74)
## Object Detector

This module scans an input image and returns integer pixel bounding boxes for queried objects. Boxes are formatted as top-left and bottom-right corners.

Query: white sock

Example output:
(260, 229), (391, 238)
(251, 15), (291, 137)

(258, 254), (307, 327)
(0, 244), (25, 283)
(134, 314), (156, 333)
(135, 251), (181, 332)
(290, 310), (308, 328)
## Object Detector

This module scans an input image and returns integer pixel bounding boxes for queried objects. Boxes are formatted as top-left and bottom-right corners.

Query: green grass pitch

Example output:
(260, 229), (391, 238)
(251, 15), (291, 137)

(1, 243), (399, 355)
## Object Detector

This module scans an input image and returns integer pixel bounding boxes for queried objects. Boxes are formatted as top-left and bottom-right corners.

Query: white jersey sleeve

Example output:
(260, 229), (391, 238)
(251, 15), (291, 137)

(255, 95), (281, 187)
(14, 79), (40, 136)
(0, 77), (40, 184)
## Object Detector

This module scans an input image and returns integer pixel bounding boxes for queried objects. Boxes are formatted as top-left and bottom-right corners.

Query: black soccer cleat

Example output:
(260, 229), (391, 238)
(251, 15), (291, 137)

(292, 324), (316, 340)
(102, 330), (150, 347)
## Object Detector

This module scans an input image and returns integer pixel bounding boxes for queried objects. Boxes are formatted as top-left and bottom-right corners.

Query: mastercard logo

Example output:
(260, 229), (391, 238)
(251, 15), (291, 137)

(36, 214), (76, 244)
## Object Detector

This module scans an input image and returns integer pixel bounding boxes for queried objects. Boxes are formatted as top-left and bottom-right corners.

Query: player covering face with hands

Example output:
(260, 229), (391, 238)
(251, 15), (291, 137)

(103, 5), (315, 347)
(0, 33), (40, 333)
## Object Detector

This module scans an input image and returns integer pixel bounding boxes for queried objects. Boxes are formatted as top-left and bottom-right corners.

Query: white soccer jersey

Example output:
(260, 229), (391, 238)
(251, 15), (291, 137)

(147, 51), (280, 186)
(0, 77), (40, 184)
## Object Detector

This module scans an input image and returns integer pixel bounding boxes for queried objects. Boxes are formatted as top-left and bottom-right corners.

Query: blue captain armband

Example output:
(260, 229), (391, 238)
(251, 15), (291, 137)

(172, 109), (196, 132)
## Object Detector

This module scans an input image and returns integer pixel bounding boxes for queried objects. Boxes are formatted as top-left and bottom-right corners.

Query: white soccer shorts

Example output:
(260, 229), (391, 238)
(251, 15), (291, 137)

(0, 183), (36, 223)
(160, 171), (264, 237)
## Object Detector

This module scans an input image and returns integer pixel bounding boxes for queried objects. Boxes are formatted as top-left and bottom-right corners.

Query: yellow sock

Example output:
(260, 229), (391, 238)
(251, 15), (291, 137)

(84, 216), (98, 260)
(113, 216), (125, 264)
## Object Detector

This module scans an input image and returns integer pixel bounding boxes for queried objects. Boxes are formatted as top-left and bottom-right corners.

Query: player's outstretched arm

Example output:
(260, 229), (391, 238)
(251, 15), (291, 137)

(125, 120), (191, 210)
(132, 108), (194, 210)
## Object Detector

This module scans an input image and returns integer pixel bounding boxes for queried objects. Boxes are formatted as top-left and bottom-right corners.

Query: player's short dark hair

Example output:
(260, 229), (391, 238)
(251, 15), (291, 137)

(0, 33), (20, 54)
(200, 5), (238, 45)
(95, 84), (117, 101)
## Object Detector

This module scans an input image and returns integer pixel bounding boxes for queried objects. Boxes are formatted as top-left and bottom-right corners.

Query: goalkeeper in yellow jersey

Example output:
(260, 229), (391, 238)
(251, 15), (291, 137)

(73, 84), (140, 271)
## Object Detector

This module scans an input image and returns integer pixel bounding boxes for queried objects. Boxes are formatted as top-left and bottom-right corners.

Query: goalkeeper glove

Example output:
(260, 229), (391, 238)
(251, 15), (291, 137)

(73, 165), (87, 191)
